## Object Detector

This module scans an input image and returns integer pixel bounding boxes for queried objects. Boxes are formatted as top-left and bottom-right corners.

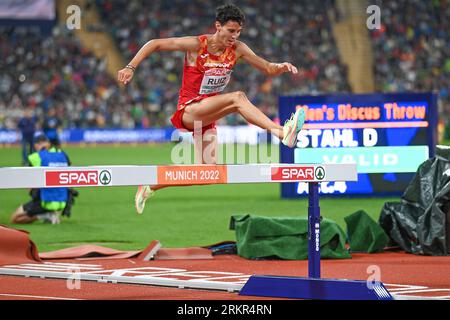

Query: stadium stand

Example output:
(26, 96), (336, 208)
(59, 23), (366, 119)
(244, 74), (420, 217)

(0, 25), (136, 129)
(1, 0), (350, 130)
(369, 0), (450, 137)
(0, 0), (448, 137)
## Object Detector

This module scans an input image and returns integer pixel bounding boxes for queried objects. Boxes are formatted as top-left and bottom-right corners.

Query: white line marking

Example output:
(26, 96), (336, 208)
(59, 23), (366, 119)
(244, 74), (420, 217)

(0, 293), (81, 300)
(5, 263), (102, 269)
(385, 284), (428, 291)
(393, 294), (449, 300)
(0, 265), (102, 271)
(43, 262), (102, 267)
(85, 267), (186, 276)
(392, 289), (450, 294)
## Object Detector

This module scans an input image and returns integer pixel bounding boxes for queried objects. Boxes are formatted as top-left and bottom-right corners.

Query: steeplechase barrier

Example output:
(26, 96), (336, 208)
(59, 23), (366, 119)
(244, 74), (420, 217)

(0, 163), (392, 300)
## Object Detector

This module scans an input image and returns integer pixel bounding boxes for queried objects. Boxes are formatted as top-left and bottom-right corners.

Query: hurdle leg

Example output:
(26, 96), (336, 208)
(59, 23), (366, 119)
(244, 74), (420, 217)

(239, 175), (393, 300)
(308, 182), (321, 278)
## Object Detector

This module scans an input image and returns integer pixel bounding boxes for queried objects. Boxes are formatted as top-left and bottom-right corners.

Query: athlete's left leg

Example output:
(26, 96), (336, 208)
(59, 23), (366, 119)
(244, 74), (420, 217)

(134, 128), (216, 214)
(195, 127), (217, 164)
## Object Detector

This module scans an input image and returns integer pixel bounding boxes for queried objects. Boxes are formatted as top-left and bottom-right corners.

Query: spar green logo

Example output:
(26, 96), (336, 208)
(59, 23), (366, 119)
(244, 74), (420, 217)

(99, 170), (112, 185)
(315, 166), (325, 180)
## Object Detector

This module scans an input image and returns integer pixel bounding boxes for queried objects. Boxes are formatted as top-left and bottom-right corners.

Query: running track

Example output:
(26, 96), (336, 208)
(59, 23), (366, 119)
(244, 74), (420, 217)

(1, 252), (449, 300)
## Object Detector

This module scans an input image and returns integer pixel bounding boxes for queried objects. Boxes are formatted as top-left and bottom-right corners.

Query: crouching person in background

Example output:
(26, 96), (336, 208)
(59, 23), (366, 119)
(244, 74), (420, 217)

(10, 134), (78, 225)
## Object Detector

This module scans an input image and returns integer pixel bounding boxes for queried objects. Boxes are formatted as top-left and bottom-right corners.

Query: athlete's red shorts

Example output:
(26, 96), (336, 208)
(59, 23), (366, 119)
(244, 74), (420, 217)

(170, 96), (216, 134)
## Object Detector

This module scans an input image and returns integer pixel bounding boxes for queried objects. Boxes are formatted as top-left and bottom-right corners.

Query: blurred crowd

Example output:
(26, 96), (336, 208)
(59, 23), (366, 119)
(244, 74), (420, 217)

(0, 0), (448, 137)
(0, 25), (149, 130)
(370, 0), (450, 136)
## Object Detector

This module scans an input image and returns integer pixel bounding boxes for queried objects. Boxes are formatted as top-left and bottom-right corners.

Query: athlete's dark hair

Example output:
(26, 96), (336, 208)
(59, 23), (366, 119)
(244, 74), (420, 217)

(216, 3), (245, 26)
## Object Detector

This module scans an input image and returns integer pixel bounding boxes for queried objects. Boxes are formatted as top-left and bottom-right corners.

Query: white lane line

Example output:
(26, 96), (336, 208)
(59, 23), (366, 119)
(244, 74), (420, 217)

(43, 262), (102, 268)
(3, 263), (102, 270)
(0, 266), (101, 272)
(0, 293), (81, 300)
(391, 288), (450, 294)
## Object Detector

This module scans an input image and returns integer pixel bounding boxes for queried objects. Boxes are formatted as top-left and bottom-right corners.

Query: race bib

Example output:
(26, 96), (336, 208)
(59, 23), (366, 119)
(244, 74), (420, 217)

(199, 68), (232, 95)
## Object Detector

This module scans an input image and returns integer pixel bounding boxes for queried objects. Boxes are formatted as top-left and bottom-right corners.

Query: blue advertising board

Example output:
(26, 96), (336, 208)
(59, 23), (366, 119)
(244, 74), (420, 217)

(279, 92), (438, 197)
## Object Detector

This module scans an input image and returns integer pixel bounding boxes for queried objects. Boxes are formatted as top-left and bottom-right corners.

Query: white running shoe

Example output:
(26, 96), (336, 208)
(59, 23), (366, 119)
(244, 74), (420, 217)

(281, 108), (305, 148)
(135, 185), (154, 214)
(39, 212), (61, 225)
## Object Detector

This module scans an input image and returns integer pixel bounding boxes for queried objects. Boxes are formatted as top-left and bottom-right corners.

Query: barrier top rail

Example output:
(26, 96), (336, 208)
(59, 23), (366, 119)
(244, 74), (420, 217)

(0, 163), (357, 189)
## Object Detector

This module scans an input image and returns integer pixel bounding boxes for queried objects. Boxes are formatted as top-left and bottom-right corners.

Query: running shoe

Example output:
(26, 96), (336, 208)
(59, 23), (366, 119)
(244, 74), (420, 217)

(281, 108), (305, 148)
(39, 212), (61, 225)
(135, 185), (154, 214)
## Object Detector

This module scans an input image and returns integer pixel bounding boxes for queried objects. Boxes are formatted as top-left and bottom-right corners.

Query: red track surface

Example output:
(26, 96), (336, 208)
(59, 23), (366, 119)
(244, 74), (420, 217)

(1, 252), (450, 300)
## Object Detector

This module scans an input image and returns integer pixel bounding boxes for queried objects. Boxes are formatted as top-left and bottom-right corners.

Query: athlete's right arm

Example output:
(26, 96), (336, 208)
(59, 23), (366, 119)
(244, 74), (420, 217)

(117, 37), (199, 85)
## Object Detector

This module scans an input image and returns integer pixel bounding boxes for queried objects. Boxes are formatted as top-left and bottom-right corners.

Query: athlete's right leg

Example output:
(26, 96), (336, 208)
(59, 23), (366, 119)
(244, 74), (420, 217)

(182, 91), (285, 139)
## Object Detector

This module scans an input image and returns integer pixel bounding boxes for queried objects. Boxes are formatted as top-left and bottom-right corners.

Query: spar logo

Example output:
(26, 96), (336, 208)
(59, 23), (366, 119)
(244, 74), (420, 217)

(45, 170), (112, 186)
(99, 170), (112, 185)
(271, 166), (326, 181)
(315, 166), (325, 180)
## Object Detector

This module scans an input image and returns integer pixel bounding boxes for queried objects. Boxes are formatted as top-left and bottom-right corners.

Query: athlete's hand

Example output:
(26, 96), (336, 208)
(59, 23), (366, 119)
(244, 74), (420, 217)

(117, 67), (134, 85)
(277, 62), (298, 75)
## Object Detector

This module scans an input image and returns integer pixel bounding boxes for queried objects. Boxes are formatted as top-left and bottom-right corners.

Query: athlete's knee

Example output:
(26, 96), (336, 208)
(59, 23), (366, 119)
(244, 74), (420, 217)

(232, 91), (248, 103)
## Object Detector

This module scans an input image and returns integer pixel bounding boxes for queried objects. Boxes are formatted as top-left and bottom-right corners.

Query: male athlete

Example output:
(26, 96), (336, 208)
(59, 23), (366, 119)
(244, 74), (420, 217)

(117, 3), (305, 214)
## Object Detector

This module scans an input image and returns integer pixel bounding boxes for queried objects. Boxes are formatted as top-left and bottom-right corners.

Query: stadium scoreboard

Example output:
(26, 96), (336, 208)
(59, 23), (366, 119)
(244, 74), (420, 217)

(279, 92), (438, 197)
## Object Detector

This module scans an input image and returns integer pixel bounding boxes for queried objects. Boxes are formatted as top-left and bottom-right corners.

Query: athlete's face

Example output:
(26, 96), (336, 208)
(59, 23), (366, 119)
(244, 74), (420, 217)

(215, 20), (243, 47)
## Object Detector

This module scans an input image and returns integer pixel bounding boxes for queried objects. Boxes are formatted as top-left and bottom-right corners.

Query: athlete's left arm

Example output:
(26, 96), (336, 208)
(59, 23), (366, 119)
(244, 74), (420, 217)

(236, 41), (298, 76)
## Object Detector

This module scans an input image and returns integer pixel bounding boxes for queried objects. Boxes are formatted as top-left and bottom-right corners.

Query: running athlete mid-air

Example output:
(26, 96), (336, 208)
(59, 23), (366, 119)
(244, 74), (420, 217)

(117, 3), (305, 214)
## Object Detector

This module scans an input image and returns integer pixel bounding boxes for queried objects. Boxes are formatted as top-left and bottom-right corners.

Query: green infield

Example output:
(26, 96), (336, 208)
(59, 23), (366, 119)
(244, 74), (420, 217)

(0, 143), (399, 252)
